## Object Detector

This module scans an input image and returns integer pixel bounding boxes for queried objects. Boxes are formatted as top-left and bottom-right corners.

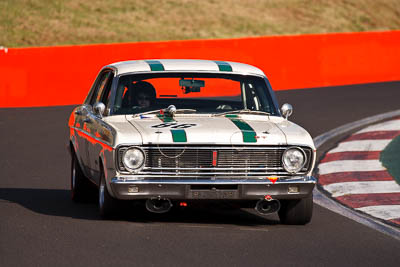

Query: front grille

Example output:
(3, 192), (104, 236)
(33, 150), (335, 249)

(118, 145), (312, 177)
(144, 148), (284, 169)
(145, 148), (213, 169)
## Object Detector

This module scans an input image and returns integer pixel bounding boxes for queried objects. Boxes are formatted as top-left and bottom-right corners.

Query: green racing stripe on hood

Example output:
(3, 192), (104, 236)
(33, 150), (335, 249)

(157, 114), (175, 123)
(227, 116), (257, 143)
(171, 129), (187, 142)
(156, 114), (187, 142)
(145, 60), (165, 71)
(225, 114), (238, 118)
(214, 61), (232, 72)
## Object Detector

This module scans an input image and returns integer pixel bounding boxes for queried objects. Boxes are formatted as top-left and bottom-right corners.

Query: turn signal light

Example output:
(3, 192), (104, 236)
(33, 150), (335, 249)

(268, 177), (278, 184)
(264, 195), (272, 201)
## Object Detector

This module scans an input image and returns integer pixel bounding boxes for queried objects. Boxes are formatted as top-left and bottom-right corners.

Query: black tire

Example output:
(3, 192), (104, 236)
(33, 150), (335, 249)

(99, 169), (117, 219)
(71, 153), (90, 202)
(278, 193), (313, 225)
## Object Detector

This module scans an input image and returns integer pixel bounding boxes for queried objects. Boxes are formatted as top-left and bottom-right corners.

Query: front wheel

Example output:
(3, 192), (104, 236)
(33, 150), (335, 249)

(99, 170), (117, 219)
(278, 193), (313, 225)
(71, 154), (90, 202)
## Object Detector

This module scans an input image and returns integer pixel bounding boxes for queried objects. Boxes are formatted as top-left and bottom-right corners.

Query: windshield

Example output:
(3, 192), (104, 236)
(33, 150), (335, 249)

(112, 73), (277, 116)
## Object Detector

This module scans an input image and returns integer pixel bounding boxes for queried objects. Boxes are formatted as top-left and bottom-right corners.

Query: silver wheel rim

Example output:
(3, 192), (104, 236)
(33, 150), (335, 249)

(99, 181), (105, 209)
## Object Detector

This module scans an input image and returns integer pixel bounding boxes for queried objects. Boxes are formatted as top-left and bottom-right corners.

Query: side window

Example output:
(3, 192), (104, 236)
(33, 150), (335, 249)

(242, 80), (272, 113)
(100, 74), (113, 107)
(113, 75), (133, 114)
(89, 71), (112, 106)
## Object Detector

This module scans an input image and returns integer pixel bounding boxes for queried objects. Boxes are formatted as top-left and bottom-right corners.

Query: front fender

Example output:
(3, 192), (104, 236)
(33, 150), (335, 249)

(99, 149), (118, 198)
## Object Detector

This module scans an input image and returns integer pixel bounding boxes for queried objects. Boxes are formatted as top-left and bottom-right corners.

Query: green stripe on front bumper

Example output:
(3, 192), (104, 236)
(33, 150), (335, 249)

(214, 61), (232, 72)
(171, 129), (187, 142)
(145, 60), (165, 71)
(227, 116), (257, 143)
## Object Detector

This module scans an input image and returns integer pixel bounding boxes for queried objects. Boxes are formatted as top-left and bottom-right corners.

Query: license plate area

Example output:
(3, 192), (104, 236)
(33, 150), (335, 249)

(189, 185), (239, 199)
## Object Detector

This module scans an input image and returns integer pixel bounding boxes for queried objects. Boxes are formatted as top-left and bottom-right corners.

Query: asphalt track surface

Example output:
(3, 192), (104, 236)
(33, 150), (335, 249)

(1, 82), (400, 266)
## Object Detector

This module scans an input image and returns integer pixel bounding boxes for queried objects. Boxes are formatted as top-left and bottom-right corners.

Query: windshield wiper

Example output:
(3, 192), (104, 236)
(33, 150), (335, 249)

(175, 109), (197, 113)
(132, 109), (161, 117)
(132, 108), (197, 118)
(213, 109), (270, 117)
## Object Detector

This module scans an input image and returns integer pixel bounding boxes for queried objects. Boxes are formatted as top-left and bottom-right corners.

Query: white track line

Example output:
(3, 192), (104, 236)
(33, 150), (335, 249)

(318, 159), (386, 175)
(356, 205), (400, 220)
(357, 119), (400, 133)
(329, 139), (391, 153)
(323, 181), (400, 197)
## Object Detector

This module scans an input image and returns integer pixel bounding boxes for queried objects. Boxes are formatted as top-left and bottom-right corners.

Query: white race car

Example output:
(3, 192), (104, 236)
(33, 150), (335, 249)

(68, 59), (316, 224)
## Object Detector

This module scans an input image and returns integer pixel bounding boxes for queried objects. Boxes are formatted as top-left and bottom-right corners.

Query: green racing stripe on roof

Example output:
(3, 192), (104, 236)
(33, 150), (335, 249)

(214, 61), (232, 72)
(227, 116), (257, 143)
(145, 60), (165, 71)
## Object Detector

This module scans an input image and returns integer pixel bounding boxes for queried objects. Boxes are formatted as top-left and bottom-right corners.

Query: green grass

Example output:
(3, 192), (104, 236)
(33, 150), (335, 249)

(1, 0), (400, 48)
(380, 135), (400, 185)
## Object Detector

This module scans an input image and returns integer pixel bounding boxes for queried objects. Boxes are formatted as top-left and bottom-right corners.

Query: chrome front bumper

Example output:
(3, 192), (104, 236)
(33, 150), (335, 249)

(109, 176), (316, 200)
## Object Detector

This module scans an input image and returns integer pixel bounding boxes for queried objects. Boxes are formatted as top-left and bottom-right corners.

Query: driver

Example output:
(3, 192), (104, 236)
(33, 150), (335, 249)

(121, 81), (156, 109)
(134, 81), (156, 108)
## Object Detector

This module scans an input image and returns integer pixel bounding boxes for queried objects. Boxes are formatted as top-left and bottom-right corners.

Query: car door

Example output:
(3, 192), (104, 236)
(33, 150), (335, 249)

(86, 70), (114, 184)
(76, 70), (112, 182)
(72, 103), (92, 178)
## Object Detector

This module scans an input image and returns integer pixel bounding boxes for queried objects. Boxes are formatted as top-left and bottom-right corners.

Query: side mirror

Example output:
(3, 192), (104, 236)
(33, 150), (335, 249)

(74, 105), (90, 116)
(281, 103), (293, 119)
(93, 102), (106, 118)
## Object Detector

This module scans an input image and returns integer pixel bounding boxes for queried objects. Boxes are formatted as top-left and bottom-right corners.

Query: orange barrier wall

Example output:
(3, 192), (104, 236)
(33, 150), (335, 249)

(0, 30), (399, 108)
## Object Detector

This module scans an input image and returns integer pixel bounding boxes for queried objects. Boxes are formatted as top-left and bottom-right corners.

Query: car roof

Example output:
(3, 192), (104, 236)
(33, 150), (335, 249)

(105, 59), (266, 77)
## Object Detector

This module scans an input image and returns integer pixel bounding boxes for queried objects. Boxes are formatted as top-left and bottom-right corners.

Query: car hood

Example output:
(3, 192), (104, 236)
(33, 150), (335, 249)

(119, 114), (314, 148)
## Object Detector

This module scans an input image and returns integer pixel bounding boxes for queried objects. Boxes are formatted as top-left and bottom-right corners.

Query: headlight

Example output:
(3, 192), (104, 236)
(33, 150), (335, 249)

(122, 147), (145, 171)
(282, 147), (306, 173)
